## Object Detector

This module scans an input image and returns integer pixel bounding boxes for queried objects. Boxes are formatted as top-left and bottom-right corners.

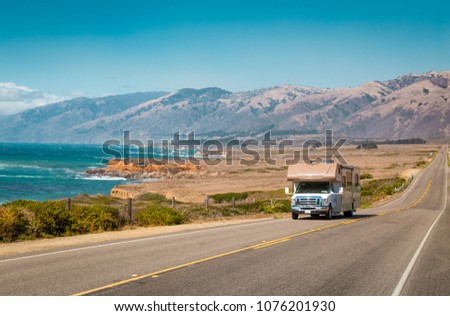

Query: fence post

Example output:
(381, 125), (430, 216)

(128, 197), (133, 223)
(270, 199), (273, 206)
(172, 196), (176, 208)
(66, 198), (71, 211)
(205, 195), (209, 209)
(232, 196), (236, 208)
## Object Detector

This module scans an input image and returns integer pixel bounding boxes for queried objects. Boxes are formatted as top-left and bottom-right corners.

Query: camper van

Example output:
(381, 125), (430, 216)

(286, 162), (360, 220)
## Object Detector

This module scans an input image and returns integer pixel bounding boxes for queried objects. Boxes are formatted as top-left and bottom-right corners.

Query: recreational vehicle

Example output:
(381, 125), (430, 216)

(286, 162), (361, 220)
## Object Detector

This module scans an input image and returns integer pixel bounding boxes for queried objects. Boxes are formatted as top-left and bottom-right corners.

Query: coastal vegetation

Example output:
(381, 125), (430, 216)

(0, 200), (124, 241)
(0, 189), (290, 242)
(136, 206), (185, 226)
(413, 159), (429, 168)
(360, 177), (407, 209)
(360, 173), (374, 180)
(209, 192), (249, 203)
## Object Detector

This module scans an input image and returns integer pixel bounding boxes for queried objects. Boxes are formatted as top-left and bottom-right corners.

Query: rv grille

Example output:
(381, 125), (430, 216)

(299, 197), (322, 206)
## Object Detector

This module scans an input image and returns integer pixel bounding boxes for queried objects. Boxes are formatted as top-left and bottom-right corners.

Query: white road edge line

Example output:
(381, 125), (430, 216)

(392, 147), (448, 296)
(0, 218), (290, 264)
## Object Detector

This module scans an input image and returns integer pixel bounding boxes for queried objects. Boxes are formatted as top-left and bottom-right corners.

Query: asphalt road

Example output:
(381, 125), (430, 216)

(0, 148), (447, 296)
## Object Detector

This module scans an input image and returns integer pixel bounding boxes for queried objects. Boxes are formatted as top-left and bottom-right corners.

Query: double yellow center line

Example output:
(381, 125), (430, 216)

(378, 179), (432, 216)
(72, 180), (432, 296)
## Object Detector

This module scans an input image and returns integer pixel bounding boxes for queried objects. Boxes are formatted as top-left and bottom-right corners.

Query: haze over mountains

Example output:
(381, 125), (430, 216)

(0, 71), (448, 144)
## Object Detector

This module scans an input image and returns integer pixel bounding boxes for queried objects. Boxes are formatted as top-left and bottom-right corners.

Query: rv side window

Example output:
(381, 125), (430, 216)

(342, 176), (347, 188)
(347, 171), (352, 186)
(355, 174), (360, 186)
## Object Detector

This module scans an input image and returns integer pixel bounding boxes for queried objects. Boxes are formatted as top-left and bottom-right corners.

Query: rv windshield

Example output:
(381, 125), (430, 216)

(295, 182), (330, 194)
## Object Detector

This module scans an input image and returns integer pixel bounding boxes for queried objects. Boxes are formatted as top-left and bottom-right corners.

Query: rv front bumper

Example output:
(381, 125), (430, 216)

(291, 205), (330, 215)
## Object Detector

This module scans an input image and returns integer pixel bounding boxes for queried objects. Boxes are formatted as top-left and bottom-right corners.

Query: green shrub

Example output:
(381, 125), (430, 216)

(220, 207), (241, 217)
(71, 205), (123, 233)
(221, 201), (264, 216)
(4, 199), (40, 209)
(3, 200), (123, 238)
(361, 177), (407, 208)
(138, 192), (167, 202)
(413, 160), (428, 168)
(28, 201), (73, 237)
(4, 200), (74, 238)
(0, 206), (29, 242)
(231, 201), (264, 215)
(361, 178), (406, 196)
(263, 201), (290, 214)
(136, 206), (185, 226)
(210, 192), (249, 203)
(183, 206), (211, 221)
(360, 173), (374, 180)
(215, 199), (289, 216)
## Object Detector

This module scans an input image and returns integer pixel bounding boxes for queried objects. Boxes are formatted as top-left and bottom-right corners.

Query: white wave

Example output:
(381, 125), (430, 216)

(78, 175), (127, 181)
(0, 163), (80, 173)
(94, 156), (114, 160)
(0, 163), (49, 171)
(86, 166), (103, 169)
(0, 175), (45, 178)
(61, 168), (78, 174)
(0, 163), (13, 169)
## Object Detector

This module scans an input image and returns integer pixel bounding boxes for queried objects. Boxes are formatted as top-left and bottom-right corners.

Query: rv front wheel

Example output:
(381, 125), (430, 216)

(326, 206), (333, 220)
(292, 212), (299, 220)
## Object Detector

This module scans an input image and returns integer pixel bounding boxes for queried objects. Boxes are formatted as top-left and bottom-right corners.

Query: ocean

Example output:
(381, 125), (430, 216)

(0, 143), (129, 204)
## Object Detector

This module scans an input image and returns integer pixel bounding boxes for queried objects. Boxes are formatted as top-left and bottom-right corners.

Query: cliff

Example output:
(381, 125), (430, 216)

(86, 159), (204, 180)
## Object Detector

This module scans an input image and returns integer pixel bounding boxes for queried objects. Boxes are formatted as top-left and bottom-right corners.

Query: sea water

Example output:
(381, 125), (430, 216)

(0, 143), (129, 204)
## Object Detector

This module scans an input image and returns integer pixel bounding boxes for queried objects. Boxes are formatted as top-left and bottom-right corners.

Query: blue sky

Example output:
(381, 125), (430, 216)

(0, 0), (449, 97)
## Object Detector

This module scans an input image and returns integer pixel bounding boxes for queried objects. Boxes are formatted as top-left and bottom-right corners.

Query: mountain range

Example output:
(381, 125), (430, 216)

(0, 71), (448, 143)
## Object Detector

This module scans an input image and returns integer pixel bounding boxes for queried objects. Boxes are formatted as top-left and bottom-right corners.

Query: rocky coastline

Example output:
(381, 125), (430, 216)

(86, 159), (204, 180)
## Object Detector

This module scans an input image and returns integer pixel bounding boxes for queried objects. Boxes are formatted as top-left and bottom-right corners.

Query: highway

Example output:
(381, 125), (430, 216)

(0, 148), (448, 296)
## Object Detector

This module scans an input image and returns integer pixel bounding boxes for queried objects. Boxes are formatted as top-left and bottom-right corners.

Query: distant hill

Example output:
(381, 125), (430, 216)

(341, 73), (450, 139)
(0, 71), (448, 143)
(0, 91), (168, 143)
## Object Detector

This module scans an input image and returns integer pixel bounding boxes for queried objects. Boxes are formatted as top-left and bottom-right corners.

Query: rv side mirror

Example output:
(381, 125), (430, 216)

(285, 187), (290, 195)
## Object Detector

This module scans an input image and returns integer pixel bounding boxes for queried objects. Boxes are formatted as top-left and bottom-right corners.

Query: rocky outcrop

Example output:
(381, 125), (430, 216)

(86, 159), (204, 180)
(110, 186), (137, 199)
